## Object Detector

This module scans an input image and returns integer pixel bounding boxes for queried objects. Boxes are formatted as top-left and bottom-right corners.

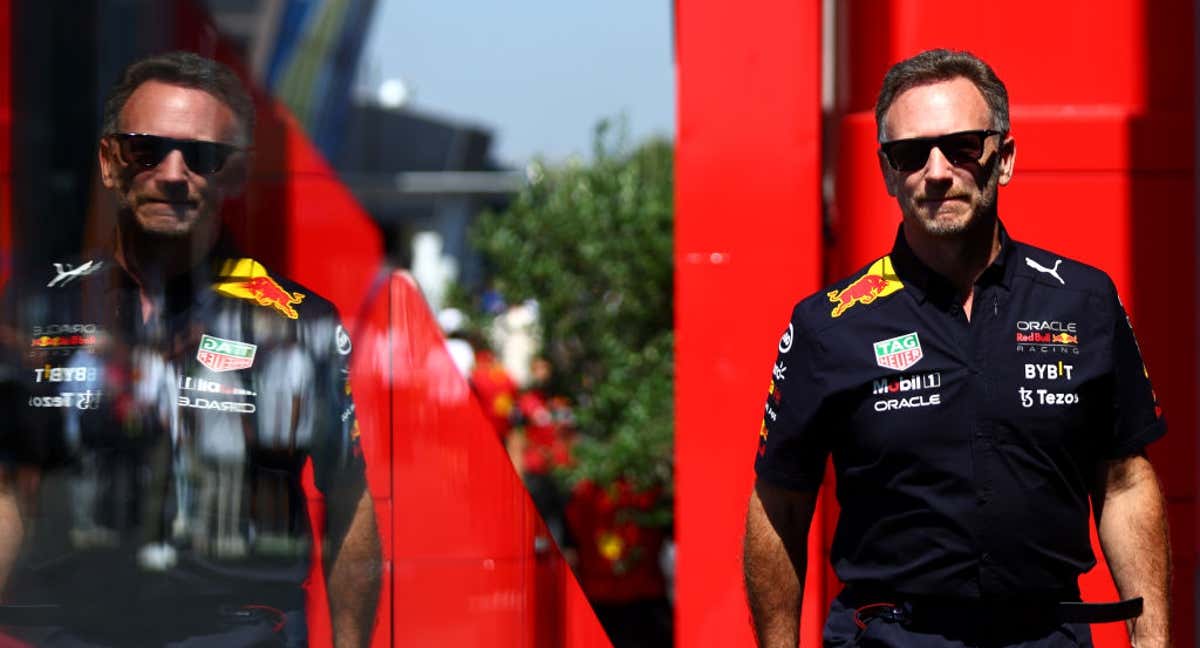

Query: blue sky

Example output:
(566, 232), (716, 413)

(360, 1), (676, 166)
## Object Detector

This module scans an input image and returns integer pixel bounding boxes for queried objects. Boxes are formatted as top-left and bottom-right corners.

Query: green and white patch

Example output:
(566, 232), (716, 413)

(874, 332), (923, 371)
(196, 334), (257, 372)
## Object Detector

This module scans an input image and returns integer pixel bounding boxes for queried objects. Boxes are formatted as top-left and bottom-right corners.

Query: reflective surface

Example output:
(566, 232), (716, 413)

(0, 253), (366, 643)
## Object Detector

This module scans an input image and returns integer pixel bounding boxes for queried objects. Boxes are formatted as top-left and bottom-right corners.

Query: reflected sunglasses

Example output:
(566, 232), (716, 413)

(109, 133), (244, 174)
(879, 129), (1004, 172)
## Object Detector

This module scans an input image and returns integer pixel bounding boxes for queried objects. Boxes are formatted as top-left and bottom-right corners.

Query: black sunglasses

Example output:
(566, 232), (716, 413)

(109, 133), (244, 174)
(880, 129), (1004, 172)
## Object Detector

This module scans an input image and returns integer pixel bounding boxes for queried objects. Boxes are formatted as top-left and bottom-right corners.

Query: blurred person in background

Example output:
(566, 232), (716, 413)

(0, 51), (379, 647)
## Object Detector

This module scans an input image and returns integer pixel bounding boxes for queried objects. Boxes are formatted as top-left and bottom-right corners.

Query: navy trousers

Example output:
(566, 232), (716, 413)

(823, 591), (1096, 648)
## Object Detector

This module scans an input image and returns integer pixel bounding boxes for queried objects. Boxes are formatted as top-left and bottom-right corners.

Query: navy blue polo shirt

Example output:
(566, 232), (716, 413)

(755, 223), (1165, 599)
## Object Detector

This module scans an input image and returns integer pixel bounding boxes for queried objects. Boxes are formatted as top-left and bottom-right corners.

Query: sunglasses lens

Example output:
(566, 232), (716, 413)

(887, 141), (933, 172)
(116, 135), (234, 174)
(180, 142), (231, 174)
(939, 132), (986, 165)
(121, 136), (170, 168)
(884, 131), (993, 171)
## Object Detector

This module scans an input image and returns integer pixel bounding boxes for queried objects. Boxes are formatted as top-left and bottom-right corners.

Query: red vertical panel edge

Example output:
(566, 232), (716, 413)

(0, 0), (10, 289)
(675, 1), (824, 646)
(377, 271), (611, 648)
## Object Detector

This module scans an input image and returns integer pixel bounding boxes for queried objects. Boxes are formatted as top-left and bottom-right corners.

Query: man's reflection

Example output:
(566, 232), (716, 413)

(0, 52), (379, 647)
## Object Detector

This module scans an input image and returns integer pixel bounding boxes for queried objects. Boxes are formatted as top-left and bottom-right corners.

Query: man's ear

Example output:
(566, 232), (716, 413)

(997, 135), (1016, 186)
(878, 150), (898, 197)
(98, 137), (119, 190)
(218, 151), (251, 198)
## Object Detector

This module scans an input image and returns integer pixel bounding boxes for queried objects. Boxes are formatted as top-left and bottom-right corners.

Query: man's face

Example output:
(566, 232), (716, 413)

(879, 77), (1015, 238)
(99, 80), (247, 240)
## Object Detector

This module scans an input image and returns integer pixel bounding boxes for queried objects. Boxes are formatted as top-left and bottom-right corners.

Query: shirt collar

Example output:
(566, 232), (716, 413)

(888, 221), (1016, 306)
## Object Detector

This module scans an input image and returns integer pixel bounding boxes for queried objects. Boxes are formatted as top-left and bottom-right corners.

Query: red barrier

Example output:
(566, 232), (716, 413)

(351, 270), (610, 647)
(0, 0), (9, 290)
(674, 1), (825, 646)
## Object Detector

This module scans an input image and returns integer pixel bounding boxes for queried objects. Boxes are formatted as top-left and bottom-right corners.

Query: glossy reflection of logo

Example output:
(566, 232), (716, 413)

(197, 334), (257, 372)
(827, 256), (904, 318)
(213, 259), (305, 320)
(31, 334), (96, 348)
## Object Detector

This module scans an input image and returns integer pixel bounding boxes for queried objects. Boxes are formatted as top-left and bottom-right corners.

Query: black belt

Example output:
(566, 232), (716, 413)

(844, 588), (1143, 627)
(0, 604), (62, 625)
(0, 602), (290, 630)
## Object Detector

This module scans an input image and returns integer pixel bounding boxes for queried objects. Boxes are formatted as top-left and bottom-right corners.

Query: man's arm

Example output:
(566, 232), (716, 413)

(1094, 454), (1171, 648)
(744, 480), (818, 648)
(0, 470), (20, 597)
(325, 490), (382, 648)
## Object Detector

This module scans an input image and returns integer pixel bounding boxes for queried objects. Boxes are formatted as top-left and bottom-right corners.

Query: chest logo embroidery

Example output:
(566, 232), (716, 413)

(47, 260), (104, 287)
(196, 334), (257, 372)
(873, 331), (923, 371)
(1025, 257), (1065, 285)
(1015, 320), (1079, 354)
(827, 256), (904, 318)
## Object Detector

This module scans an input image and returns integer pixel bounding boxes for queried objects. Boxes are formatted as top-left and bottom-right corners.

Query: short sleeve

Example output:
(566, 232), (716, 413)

(310, 321), (367, 499)
(753, 308), (834, 490)
(1105, 285), (1166, 458)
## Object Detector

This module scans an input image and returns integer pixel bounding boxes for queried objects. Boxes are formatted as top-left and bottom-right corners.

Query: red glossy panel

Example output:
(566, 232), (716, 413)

(0, 0), (8, 176)
(0, 0), (9, 290)
(365, 271), (610, 646)
(1167, 499), (1197, 648)
(242, 175), (381, 322)
(675, 0), (825, 645)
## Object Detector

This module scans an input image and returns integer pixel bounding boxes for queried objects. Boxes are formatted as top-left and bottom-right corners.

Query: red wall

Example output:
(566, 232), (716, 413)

(0, 0), (9, 290)
(674, 2), (825, 646)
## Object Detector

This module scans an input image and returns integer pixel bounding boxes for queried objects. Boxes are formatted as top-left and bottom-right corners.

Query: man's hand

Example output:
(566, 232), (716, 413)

(326, 490), (382, 648)
(1094, 454), (1171, 648)
(743, 480), (818, 648)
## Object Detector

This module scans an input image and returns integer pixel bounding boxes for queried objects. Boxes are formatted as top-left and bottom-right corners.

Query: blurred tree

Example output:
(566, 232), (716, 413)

(471, 121), (673, 525)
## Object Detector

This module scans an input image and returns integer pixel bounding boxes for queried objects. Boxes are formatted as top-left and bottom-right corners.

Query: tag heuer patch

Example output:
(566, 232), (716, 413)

(874, 332), (923, 371)
(197, 334), (257, 372)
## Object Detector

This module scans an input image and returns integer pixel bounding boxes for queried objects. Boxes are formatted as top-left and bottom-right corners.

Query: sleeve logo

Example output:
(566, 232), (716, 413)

(778, 323), (794, 354)
(827, 256), (904, 318)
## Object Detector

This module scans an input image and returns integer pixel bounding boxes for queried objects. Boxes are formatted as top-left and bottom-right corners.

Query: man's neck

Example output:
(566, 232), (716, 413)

(902, 214), (1002, 307)
(113, 224), (219, 322)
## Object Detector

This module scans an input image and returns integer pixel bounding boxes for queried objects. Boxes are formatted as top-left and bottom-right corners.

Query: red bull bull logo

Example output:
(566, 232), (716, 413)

(827, 256), (904, 318)
(213, 259), (306, 320)
(1014, 331), (1078, 345)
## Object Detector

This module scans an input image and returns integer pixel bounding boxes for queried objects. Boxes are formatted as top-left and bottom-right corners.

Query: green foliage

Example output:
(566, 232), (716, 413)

(471, 121), (674, 518)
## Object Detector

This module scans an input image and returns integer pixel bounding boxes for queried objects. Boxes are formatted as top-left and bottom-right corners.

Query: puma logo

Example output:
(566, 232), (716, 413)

(1025, 257), (1064, 285)
(47, 260), (103, 288)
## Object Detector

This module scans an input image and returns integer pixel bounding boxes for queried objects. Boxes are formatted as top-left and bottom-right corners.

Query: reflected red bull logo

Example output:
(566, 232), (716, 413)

(827, 256), (904, 318)
(213, 259), (306, 320)
(31, 334), (96, 348)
